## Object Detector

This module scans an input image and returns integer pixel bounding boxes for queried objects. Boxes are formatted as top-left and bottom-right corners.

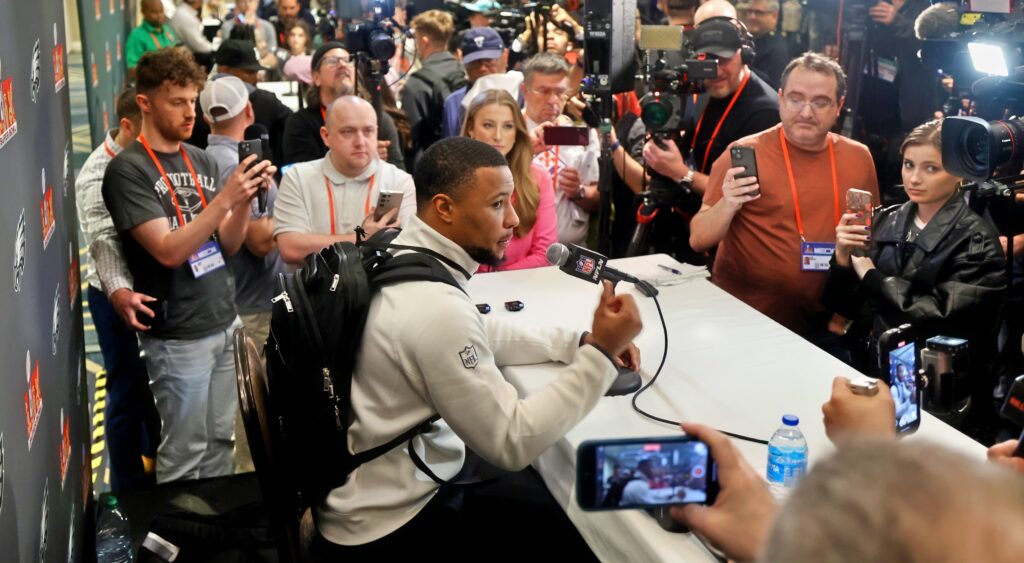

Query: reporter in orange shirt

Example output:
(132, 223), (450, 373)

(691, 52), (879, 341)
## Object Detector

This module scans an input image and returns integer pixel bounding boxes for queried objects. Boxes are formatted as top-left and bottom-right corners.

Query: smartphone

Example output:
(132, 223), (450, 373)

(730, 146), (759, 196)
(921, 335), (969, 409)
(846, 188), (874, 256)
(239, 140), (268, 213)
(374, 190), (404, 222)
(138, 298), (166, 328)
(576, 436), (719, 511)
(544, 126), (590, 146)
(877, 324), (921, 434)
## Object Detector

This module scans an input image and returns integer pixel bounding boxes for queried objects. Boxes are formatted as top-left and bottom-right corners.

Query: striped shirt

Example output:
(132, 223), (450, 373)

(75, 129), (132, 295)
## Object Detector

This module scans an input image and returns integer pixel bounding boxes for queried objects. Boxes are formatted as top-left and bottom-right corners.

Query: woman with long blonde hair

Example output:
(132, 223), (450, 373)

(462, 89), (557, 271)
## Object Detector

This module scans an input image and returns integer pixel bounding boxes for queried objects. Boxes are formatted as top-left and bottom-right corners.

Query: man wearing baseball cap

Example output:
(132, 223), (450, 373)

(441, 27), (510, 139)
(642, 0), (779, 206)
(201, 76), (287, 471)
(280, 41), (405, 169)
(188, 39), (293, 167)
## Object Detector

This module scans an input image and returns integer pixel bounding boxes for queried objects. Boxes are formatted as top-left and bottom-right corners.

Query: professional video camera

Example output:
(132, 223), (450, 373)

(636, 26), (717, 140)
(344, 0), (398, 64)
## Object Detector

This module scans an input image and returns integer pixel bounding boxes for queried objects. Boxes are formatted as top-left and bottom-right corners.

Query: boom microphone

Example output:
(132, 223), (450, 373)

(546, 243), (658, 297)
(914, 2), (960, 40)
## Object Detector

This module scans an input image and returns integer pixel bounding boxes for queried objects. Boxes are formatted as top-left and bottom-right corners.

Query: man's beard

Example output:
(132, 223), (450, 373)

(465, 246), (505, 267)
(155, 115), (191, 142)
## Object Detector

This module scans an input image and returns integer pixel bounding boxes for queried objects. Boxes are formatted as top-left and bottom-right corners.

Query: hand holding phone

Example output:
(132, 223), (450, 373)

(374, 190), (404, 222)
(239, 140), (268, 213)
(823, 376), (897, 443)
(730, 146), (759, 196)
(667, 423), (777, 563)
(845, 188), (873, 257)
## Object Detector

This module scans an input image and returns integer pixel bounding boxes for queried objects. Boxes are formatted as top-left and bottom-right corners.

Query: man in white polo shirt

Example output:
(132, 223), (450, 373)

(273, 96), (417, 265)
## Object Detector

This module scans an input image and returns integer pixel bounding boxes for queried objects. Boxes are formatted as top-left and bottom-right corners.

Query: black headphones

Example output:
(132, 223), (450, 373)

(700, 16), (756, 66)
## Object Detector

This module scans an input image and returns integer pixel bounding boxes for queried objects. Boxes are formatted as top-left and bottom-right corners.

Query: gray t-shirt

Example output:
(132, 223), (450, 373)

(102, 141), (237, 339)
(206, 134), (288, 315)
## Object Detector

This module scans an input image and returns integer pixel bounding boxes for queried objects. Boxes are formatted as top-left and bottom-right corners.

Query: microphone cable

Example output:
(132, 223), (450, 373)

(629, 291), (770, 446)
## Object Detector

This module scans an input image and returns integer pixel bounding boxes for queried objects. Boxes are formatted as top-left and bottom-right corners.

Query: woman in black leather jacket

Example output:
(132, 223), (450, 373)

(823, 120), (1006, 435)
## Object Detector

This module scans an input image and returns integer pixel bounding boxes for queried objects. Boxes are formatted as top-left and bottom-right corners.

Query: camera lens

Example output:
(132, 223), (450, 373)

(642, 101), (671, 128)
(942, 115), (1024, 181)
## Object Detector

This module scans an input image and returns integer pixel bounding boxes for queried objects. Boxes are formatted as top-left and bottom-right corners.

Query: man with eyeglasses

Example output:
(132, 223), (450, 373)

(521, 53), (600, 246)
(738, 0), (790, 89)
(274, 96), (416, 266)
(280, 42), (405, 169)
(689, 53), (879, 345)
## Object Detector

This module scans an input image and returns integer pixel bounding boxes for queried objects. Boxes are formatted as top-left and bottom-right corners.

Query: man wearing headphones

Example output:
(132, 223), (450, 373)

(643, 0), (779, 200)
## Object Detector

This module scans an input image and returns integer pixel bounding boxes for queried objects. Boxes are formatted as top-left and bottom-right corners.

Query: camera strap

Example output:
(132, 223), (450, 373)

(690, 69), (751, 173)
(779, 128), (839, 242)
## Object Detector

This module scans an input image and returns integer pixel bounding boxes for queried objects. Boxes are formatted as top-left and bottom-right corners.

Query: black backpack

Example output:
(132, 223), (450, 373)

(265, 229), (465, 515)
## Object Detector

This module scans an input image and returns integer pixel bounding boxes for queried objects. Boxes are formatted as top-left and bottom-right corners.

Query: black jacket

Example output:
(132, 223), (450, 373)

(399, 51), (465, 169)
(752, 33), (789, 91)
(824, 195), (1006, 359)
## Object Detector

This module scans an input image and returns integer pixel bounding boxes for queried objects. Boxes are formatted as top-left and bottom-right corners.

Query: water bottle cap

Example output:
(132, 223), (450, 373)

(782, 414), (799, 426)
(104, 495), (119, 508)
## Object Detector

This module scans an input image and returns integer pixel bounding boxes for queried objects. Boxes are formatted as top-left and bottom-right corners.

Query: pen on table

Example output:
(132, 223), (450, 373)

(658, 264), (683, 275)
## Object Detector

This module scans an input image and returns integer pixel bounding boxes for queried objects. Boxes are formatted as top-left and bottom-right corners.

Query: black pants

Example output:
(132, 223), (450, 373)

(310, 453), (597, 562)
(88, 285), (162, 492)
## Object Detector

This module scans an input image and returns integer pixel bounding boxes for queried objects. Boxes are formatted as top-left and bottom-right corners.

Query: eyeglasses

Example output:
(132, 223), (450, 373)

(319, 54), (352, 68)
(528, 86), (569, 100)
(783, 95), (836, 112)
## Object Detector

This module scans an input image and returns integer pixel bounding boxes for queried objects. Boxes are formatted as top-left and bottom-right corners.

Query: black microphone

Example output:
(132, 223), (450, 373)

(914, 2), (961, 40)
(243, 123), (270, 214)
(546, 243), (658, 297)
(1000, 374), (1024, 457)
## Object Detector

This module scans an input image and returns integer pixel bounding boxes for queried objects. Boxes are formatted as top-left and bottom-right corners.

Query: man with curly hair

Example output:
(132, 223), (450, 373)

(101, 47), (276, 483)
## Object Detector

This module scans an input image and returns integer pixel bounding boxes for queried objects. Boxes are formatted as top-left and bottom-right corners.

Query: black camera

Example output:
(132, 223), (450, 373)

(637, 25), (717, 136)
(344, 0), (397, 62)
(941, 115), (1024, 181)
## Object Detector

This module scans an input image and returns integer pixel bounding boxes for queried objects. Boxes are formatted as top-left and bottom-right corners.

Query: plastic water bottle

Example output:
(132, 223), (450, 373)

(96, 495), (133, 562)
(766, 414), (808, 499)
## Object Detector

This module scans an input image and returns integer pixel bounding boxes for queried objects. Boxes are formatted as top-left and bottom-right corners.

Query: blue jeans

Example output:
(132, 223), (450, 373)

(87, 285), (161, 492)
(139, 317), (242, 483)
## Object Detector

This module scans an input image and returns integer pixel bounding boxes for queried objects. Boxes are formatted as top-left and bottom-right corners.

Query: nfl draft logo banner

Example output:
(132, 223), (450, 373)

(0, 57), (17, 151)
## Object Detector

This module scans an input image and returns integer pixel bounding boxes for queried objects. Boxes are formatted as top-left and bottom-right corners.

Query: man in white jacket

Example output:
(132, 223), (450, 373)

(311, 137), (643, 560)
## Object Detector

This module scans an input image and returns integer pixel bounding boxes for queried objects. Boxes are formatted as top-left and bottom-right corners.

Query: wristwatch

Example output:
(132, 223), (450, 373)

(678, 169), (695, 186)
(571, 184), (586, 201)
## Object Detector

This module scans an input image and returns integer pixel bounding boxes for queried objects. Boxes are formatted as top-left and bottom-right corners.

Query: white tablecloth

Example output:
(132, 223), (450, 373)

(465, 254), (984, 563)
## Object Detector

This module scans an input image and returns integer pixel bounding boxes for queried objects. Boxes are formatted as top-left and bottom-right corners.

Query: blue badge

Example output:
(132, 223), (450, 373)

(187, 240), (226, 278)
(801, 241), (835, 272)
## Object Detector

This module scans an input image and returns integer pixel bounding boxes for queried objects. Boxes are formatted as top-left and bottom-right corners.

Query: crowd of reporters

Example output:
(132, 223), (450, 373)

(78, 0), (1024, 559)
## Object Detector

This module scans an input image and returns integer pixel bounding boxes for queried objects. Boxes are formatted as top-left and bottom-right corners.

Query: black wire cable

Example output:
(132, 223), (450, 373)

(630, 292), (770, 446)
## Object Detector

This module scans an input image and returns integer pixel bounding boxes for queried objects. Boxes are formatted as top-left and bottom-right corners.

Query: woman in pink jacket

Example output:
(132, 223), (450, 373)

(461, 90), (557, 272)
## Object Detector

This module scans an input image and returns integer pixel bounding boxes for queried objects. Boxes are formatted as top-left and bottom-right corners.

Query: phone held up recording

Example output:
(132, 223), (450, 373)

(576, 436), (719, 511)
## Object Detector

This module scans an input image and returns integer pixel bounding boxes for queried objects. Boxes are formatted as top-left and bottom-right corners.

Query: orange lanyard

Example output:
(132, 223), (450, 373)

(778, 128), (840, 242)
(323, 174), (375, 235)
(103, 138), (117, 159)
(320, 106), (326, 123)
(149, 31), (166, 49)
(543, 146), (561, 184)
(139, 134), (208, 228)
(690, 70), (751, 174)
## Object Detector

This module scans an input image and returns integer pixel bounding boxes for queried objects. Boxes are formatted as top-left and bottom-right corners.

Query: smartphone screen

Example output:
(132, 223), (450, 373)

(888, 340), (920, 433)
(543, 126), (590, 146)
(576, 436), (718, 511)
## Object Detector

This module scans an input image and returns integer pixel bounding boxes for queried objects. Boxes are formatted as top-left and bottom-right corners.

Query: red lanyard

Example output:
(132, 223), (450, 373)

(690, 69), (751, 174)
(103, 138), (117, 159)
(320, 106), (327, 123)
(139, 134), (208, 228)
(323, 174), (375, 235)
(778, 128), (840, 242)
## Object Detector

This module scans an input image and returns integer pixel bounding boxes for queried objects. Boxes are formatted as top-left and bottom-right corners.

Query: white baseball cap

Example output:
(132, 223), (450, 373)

(199, 76), (249, 123)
